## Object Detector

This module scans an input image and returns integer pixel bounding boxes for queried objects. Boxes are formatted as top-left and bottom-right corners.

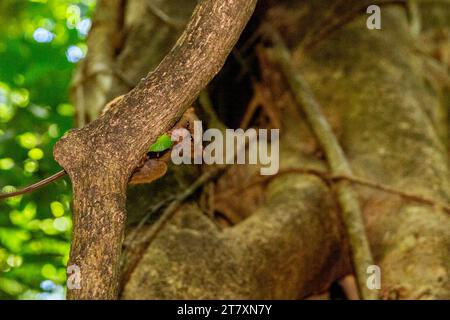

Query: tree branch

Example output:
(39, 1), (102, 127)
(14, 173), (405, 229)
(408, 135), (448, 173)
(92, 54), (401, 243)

(54, 0), (257, 299)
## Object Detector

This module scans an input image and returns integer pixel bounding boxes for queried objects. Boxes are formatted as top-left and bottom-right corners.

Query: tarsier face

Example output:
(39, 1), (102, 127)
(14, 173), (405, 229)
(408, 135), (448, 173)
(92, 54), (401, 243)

(129, 107), (197, 185)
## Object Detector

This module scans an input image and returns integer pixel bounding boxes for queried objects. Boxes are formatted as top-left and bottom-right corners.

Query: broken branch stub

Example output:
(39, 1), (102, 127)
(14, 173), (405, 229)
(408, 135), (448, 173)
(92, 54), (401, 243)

(54, 0), (258, 299)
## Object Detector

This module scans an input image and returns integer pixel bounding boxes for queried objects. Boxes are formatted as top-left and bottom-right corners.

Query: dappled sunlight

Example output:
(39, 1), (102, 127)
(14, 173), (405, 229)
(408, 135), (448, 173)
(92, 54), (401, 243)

(0, 0), (95, 300)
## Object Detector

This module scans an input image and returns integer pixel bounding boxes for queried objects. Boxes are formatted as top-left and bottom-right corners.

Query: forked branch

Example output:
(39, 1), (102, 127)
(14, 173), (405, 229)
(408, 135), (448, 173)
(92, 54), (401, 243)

(54, 0), (257, 299)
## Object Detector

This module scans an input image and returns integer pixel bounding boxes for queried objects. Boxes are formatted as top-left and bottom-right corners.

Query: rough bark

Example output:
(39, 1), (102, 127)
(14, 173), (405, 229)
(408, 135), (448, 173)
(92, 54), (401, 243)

(270, 32), (376, 299)
(56, 0), (257, 299)
(122, 165), (351, 299)
(294, 6), (450, 299)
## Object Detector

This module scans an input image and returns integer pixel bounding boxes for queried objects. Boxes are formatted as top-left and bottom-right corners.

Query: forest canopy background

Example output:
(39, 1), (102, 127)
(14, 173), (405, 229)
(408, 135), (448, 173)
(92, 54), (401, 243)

(0, 0), (95, 299)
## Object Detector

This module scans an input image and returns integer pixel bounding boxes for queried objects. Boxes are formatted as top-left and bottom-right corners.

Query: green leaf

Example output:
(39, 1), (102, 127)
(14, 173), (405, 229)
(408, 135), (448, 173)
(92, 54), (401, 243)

(149, 134), (173, 152)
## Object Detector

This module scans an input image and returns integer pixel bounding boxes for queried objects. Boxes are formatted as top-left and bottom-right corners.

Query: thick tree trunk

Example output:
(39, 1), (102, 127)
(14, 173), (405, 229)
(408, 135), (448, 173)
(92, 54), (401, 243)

(290, 4), (450, 298)
(122, 172), (351, 299)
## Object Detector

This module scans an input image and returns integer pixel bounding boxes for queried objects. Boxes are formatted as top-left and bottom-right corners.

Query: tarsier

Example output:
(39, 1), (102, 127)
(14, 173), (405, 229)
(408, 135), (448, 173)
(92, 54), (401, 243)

(0, 103), (198, 200)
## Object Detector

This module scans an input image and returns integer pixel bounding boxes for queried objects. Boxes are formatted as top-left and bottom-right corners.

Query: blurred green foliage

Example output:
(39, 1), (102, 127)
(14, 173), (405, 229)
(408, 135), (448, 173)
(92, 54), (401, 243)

(0, 0), (95, 299)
